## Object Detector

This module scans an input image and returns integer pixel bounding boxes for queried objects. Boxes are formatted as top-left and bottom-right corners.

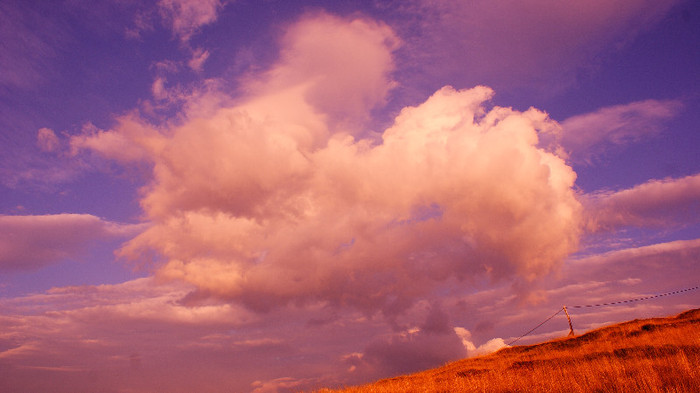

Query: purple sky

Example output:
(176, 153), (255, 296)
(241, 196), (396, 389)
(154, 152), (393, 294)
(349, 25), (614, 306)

(1, 1), (699, 392)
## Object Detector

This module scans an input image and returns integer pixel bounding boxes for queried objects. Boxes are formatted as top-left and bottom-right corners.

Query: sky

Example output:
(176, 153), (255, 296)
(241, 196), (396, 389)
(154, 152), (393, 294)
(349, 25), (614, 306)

(1, 0), (699, 392)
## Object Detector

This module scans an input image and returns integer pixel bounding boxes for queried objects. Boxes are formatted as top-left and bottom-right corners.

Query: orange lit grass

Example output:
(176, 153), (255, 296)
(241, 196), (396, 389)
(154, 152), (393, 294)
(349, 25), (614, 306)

(315, 309), (700, 393)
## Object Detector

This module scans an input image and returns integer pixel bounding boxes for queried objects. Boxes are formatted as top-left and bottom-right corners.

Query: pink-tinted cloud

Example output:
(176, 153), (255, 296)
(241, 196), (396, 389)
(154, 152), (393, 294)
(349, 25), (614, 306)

(344, 304), (506, 382)
(0, 277), (267, 393)
(0, 214), (144, 271)
(561, 99), (682, 162)
(36, 128), (59, 152)
(583, 173), (700, 232)
(158, 0), (224, 42)
(0, 2), (64, 89)
(344, 305), (465, 379)
(73, 13), (582, 316)
(570, 238), (700, 268)
(2, 239), (697, 393)
(551, 238), (700, 332)
(250, 377), (318, 393)
(248, 12), (400, 132)
(454, 237), (700, 347)
(3, 123), (137, 191)
(350, 326), (466, 378)
(188, 47), (210, 71)
(114, 86), (581, 315)
(70, 120), (163, 164)
(399, 0), (681, 91)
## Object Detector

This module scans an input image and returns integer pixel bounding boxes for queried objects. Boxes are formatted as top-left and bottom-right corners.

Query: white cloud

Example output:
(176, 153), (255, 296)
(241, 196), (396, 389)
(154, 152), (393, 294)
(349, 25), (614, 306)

(250, 377), (315, 393)
(453, 327), (507, 357)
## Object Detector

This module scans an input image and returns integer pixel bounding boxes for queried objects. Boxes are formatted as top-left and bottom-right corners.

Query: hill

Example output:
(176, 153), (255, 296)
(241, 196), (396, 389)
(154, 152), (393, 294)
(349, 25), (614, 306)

(315, 309), (700, 393)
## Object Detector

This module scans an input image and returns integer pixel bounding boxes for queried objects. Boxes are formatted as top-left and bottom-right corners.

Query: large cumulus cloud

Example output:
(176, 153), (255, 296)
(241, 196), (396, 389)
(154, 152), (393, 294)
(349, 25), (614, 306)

(73, 13), (582, 315)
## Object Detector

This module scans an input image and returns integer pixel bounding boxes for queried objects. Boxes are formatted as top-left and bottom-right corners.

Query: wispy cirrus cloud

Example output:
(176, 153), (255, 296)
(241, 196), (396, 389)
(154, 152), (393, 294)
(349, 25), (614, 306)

(0, 1), (65, 90)
(157, 0), (224, 42)
(561, 99), (683, 163)
(0, 214), (145, 271)
(392, 0), (682, 94)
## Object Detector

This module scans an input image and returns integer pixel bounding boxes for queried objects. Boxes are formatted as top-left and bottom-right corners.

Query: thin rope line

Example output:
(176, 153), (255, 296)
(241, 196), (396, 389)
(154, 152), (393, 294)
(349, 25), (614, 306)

(508, 307), (564, 346)
(570, 285), (699, 309)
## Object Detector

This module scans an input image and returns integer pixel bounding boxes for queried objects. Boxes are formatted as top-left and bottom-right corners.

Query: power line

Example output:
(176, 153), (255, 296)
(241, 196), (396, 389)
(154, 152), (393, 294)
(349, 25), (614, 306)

(507, 308), (563, 346)
(569, 285), (699, 309)
(506, 284), (698, 346)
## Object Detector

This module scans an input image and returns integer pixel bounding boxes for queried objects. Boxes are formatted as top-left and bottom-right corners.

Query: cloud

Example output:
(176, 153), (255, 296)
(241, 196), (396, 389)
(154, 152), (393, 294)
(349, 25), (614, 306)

(354, 326), (466, 377)
(343, 305), (507, 381)
(394, 0), (681, 93)
(583, 173), (700, 231)
(4, 122), (142, 190)
(249, 12), (400, 132)
(158, 0), (224, 42)
(548, 237), (700, 332)
(0, 1), (65, 90)
(571, 238), (700, 266)
(454, 237), (700, 348)
(73, 13), (582, 316)
(561, 99), (682, 162)
(453, 327), (507, 357)
(188, 47), (210, 71)
(7, 277), (257, 327)
(0, 277), (266, 393)
(347, 306), (467, 378)
(115, 86), (581, 315)
(70, 120), (162, 164)
(0, 157), (80, 190)
(0, 214), (145, 271)
(1, 241), (696, 393)
(36, 128), (59, 152)
(250, 377), (315, 393)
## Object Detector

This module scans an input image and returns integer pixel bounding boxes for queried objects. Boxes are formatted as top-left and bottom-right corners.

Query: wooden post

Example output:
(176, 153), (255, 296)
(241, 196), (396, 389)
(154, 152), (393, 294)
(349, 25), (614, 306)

(563, 306), (575, 336)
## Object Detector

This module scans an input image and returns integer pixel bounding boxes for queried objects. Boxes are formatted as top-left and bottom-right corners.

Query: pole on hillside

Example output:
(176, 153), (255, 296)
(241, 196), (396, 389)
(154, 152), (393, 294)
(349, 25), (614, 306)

(563, 306), (575, 336)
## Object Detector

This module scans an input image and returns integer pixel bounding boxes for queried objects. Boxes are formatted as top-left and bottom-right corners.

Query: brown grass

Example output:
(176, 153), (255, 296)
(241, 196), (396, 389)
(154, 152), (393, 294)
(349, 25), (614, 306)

(314, 309), (700, 393)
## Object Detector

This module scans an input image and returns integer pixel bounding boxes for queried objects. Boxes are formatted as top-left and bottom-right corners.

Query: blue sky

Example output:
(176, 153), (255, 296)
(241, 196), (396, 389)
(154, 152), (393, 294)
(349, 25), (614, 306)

(1, 1), (699, 392)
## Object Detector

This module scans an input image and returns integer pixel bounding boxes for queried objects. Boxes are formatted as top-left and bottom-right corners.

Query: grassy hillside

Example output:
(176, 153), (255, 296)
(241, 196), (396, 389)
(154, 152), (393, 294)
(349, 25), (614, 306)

(316, 309), (700, 393)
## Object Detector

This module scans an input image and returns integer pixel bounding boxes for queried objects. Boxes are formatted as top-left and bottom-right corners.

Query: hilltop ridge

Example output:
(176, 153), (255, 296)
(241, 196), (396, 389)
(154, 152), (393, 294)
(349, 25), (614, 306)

(316, 309), (700, 393)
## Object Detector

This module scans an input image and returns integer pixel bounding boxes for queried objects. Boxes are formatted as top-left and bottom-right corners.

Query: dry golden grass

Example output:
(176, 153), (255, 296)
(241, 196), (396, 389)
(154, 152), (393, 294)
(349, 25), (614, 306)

(314, 309), (700, 393)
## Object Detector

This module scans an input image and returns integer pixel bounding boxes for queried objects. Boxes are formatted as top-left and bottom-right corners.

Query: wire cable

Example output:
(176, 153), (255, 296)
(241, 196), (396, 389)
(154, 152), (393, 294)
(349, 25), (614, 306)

(570, 285), (699, 309)
(506, 284), (698, 346)
(507, 307), (564, 346)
